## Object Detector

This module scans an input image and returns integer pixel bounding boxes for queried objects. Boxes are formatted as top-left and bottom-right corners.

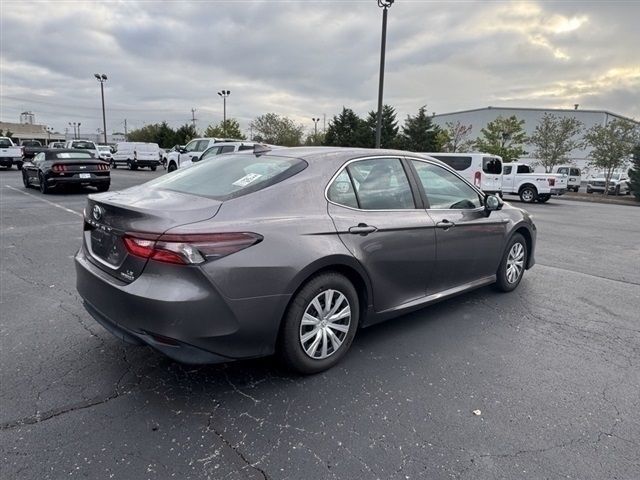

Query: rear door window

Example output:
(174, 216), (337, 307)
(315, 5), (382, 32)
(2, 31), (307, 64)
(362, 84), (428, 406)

(482, 157), (502, 174)
(327, 170), (358, 209)
(146, 154), (307, 200)
(431, 155), (472, 171)
(517, 165), (531, 174)
(346, 158), (414, 210)
(219, 145), (236, 154)
(503, 166), (512, 175)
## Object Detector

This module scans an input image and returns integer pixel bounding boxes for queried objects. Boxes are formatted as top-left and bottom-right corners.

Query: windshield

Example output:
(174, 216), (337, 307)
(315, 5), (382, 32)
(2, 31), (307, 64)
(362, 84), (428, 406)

(72, 141), (96, 150)
(145, 154), (307, 200)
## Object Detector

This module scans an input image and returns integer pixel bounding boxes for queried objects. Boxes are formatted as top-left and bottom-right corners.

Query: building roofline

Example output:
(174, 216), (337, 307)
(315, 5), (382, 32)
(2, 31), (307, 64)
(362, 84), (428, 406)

(433, 106), (639, 125)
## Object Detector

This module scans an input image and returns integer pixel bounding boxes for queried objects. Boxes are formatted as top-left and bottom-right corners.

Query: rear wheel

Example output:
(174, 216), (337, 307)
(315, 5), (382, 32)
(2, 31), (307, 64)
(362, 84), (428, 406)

(16, 162), (23, 171)
(495, 233), (527, 292)
(279, 272), (359, 374)
(96, 183), (110, 192)
(537, 194), (551, 203)
(519, 186), (537, 203)
(22, 171), (30, 188)
(38, 173), (50, 194)
(150, 165), (157, 171)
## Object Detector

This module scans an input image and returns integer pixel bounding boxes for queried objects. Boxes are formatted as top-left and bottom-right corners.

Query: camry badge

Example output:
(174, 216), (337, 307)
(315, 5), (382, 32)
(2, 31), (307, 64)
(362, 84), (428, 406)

(92, 205), (104, 221)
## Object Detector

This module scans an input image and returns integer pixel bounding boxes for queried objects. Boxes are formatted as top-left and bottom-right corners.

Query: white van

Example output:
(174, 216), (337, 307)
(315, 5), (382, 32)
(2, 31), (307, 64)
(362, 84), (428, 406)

(423, 152), (503, 195)
(554, 166), (581, 192)
(112, 142), (161, 170)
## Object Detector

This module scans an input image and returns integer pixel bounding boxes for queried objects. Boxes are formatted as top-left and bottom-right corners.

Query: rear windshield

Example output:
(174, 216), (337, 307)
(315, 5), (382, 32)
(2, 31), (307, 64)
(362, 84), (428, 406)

(23, 141), (41, 147)
(137, 144), (159, 152)
(72, 142), (96, 150)
(146, 154), (307, 200)
(432, 155), (472, 171)
(55, 152), (93, 159)
(482, 157), (502, 174)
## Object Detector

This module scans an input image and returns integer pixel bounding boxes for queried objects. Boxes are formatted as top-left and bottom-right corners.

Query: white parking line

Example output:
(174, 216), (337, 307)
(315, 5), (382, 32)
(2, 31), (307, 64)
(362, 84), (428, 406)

(4, 185), (83, 218)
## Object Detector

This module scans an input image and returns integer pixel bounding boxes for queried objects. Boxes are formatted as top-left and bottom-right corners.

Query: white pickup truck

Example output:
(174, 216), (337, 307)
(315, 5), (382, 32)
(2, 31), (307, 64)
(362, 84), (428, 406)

(0, 137), (24, 170)
(502, 163), (568, 203)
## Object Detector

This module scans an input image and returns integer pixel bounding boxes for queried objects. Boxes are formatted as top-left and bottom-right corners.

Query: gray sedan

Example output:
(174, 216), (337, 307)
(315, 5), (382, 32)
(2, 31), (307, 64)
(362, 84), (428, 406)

(75, 147), (536, 373)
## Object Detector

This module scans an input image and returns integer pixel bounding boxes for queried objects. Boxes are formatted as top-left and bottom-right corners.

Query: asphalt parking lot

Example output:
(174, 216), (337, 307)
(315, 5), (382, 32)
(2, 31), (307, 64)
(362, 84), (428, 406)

(1, 168), (639, 480)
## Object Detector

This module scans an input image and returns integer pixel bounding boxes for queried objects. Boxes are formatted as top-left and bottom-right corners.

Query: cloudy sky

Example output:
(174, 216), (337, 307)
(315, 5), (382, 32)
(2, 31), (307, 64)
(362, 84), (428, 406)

(1, 0), (639, 136)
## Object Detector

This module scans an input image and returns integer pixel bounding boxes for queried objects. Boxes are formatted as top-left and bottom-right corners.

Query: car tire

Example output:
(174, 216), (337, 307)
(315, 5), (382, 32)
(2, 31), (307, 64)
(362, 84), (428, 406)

(574, 187), (579, 193)
(16, 162), (23, 171)
(150, 165), (157, 171)
(537, 194), (550, 203)
(279, 272), (359, 374)
(111, 160), (117, 169)
(495, 233), (527, 293)
(586, 187), (592, 194)
(22, 171), (30, 188)
(168, 162), (177, 172)
(614, 185), (620, 196)
(38, 173), (50, 194)
(519, 186), (537, 203)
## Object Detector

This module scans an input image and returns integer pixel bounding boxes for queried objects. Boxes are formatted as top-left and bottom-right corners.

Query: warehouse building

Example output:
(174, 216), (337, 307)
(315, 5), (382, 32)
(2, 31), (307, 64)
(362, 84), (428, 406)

(431, 106), (640, 175)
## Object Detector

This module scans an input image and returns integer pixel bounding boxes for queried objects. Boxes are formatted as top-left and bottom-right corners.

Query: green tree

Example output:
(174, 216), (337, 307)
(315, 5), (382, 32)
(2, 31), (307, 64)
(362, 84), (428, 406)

(174, 123), (198, 145)
(439, 121), (473, 152)
(324, 107), (366, 147)
(529, 114), (584, 172)
(250, 113), (304, 146)
(0, 129), (13, 139)
(127, 123), (160, 143)
(398, 106), (441, 152)
(304, 131), (325, 146)
(361, 105), (400, 149)
(584, 119), (640, 194)
(628, 144), (640, 201)
(474, 115), (528, 162)
(203, 119), (245, 139)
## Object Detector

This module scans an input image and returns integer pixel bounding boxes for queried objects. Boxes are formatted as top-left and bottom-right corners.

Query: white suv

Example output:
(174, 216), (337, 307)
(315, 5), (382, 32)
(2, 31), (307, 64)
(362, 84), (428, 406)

(166, 137), (242, 171)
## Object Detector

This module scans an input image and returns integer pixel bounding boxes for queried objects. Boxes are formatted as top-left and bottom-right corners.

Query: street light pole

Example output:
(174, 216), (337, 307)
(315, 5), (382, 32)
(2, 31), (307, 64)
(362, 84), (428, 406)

(312, 118), (320, 137)
(375, 0), (394, 149)
(94, 74), (108, 144)
(77, 122), (81, 139)
(217, 90), (231, 136)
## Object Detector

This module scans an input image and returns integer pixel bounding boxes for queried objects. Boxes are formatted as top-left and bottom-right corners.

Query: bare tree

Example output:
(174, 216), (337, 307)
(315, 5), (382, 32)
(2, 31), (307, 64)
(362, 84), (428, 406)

(440, 121), (473, 152)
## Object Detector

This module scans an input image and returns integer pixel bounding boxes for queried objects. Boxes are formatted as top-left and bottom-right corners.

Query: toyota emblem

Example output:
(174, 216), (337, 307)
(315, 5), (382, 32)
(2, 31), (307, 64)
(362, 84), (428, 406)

(92, 205), (104, 221)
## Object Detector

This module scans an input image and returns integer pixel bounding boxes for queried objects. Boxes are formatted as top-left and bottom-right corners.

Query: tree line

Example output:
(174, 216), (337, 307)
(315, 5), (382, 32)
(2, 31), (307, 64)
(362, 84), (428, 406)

(126, 107), (639, 191)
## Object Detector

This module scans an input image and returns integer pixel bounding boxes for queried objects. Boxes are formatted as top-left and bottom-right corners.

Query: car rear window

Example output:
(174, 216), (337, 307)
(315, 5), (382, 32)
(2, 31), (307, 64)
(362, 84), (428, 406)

(55, 152), (93, 159)
(482, 157), (502, 174)
(147, 154), (307, 200)
(431, 155), (472, 171)
(72, 142), (95, 150)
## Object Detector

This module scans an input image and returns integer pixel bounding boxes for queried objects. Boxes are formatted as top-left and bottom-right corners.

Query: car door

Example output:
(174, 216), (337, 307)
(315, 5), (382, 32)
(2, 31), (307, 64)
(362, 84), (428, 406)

(327, 157), (436, 314)
(179, 140), (202, 168)
(30, 153), (45, 182)
(408, 159), (507, 293)
(502, 165), (515, 192)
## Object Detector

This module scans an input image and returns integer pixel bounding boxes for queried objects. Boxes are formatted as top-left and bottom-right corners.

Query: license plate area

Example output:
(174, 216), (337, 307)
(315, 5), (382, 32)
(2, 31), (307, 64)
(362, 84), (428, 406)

(90, 228), (126, 266)
(79, 173), (91, 179)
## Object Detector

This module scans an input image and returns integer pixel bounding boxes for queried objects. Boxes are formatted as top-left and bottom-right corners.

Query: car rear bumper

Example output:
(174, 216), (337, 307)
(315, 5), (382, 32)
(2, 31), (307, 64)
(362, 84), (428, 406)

(48, 175), (110, 185)
(74, 246), (289, 364)
(550, 188), (566, 195)
(131, 160), (160, 167)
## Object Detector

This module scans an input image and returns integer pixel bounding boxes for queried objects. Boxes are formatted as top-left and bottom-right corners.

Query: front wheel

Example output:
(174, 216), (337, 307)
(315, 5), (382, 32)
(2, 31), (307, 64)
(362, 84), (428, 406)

(574, 187), (579, 193)
(16, 162), (23, 171)
(22, 171), (30, 188)
(495, 233), (527, 292)
(519, 186), (537, 203)
(279, 273), (359, 374)
(168, 162), (177, 172)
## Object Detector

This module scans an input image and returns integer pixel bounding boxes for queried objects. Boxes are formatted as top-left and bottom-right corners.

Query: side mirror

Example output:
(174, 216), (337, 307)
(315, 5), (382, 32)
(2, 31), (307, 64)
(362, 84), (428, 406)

(191, 155), (200, 162)
(484, 194), (503, 215)
(179, 147), (187, 154)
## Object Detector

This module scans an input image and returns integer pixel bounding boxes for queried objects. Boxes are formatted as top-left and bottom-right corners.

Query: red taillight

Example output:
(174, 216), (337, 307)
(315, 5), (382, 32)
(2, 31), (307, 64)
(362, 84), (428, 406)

(52, 164), (67, 173)
(98, 163), (110, 170)
(474, 171), (481, 187)
(123, 232), (262, 265)
(548, 178), (556, 186)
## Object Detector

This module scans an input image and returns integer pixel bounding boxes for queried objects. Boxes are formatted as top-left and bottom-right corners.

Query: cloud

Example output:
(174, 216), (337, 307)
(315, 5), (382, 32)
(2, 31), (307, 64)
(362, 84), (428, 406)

(1, 0), (638, 136)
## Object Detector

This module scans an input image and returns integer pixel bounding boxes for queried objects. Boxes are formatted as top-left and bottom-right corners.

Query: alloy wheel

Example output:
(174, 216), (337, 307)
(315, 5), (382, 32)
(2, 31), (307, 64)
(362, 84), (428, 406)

(506, 242), (525, 284)
(299, 289), (351, 360)
(521, 189), (534, 202)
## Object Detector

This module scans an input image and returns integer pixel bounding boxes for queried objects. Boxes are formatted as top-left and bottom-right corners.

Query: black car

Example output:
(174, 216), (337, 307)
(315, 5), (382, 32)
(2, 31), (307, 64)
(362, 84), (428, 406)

(22, 149), (110, 194)
(21, 140), (48, 159)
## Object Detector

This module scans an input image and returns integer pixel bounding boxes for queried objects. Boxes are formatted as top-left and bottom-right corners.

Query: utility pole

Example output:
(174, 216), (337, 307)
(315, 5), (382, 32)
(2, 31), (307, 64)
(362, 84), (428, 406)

(191, 108), (197, 130)
(77, 123), (82, 139)
(375, 0), (394, 149)
(217, 90), (231, 136)
(124, 119), (128, 141)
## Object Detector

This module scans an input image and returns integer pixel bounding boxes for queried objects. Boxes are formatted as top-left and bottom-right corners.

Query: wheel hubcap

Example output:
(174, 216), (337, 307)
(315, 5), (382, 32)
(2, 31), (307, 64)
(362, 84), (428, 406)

(522, 190), (533, 201)
(299, 289), (351, 360)
(506, 242), (525, 284)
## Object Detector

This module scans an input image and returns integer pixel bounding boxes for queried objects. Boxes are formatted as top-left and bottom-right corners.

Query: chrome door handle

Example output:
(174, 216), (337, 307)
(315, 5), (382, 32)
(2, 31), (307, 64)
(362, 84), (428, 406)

(436, 219), (455, 230)
(349, 224), (377, 235)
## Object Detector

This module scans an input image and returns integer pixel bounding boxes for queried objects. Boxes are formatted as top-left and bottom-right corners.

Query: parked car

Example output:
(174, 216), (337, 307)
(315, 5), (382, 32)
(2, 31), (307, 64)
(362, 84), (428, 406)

(0, 136), (24, 170)
(554, 166), (581, 192)
(586, 172), (631, 195)
(112, 142), (161, 170)
(423, 152), (503, 195)
(75, 146), (536, 373)
(64, 140), (100, 159)
(96, 145), (113, 162)
(502, 163), (567, 203)
(22, 149), (110, 194)
(182, 141), (267, 169)
(21, 140), (48, 159)
(166, 137), (242, 172)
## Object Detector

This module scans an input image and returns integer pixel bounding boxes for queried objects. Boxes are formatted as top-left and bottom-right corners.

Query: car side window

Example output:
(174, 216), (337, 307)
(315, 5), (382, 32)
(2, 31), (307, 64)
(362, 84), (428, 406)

(197, 140), (211, 151)
(344, 158), (414, 210)
(34, 152), (45, 165)
(570, 168), (580, 176)
(185, 140), (199, 152)
(219, 145), (235, 154)
(327, 170), (359, 209)
(201, 147), (221, 160)
(557, 167), (568, 175)
(411, 161), (482, 210)
(517, 165), (531, 174)
(503, 165), (512, 175)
